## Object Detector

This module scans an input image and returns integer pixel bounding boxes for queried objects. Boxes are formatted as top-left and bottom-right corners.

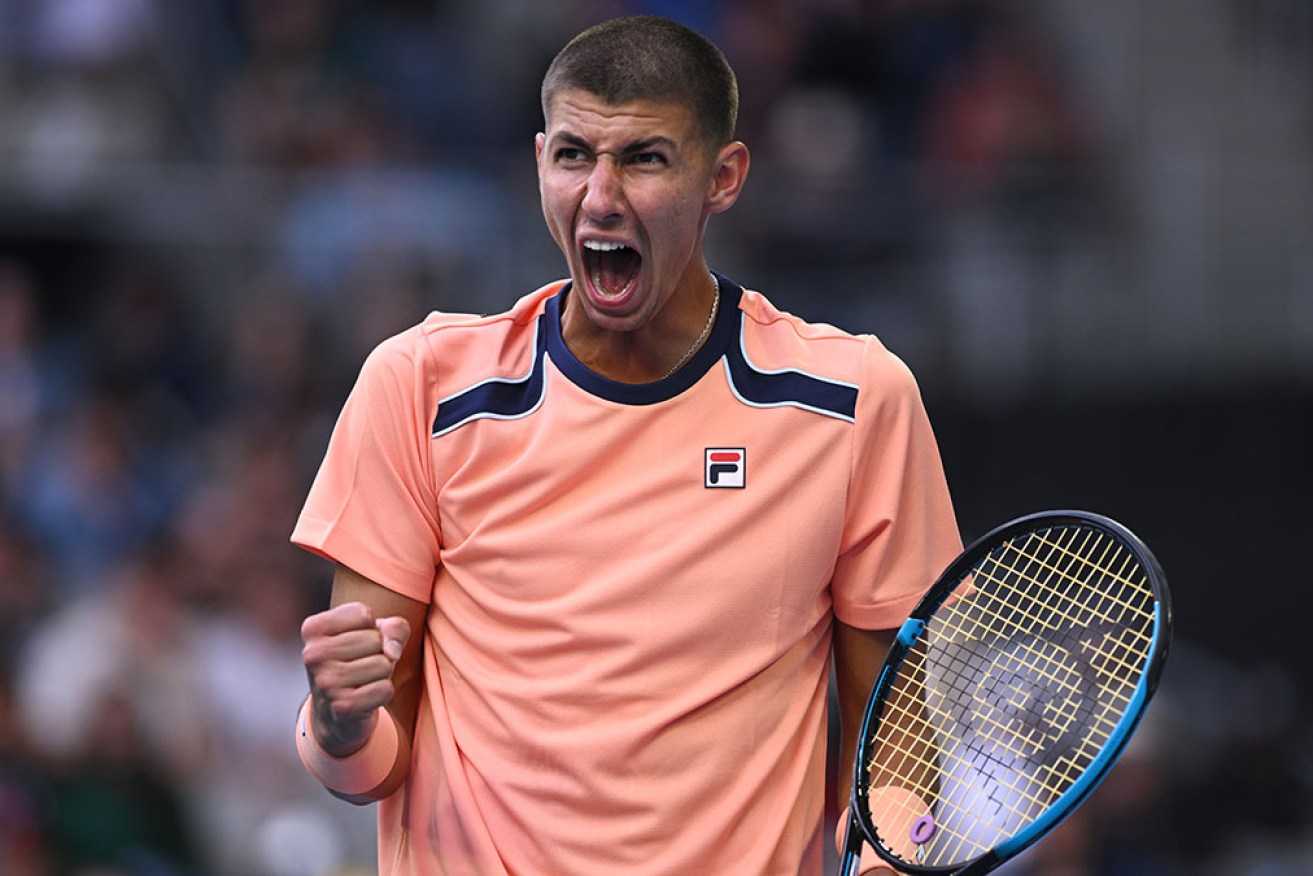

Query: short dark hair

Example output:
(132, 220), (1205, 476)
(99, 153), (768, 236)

(541, 16), (739, 147)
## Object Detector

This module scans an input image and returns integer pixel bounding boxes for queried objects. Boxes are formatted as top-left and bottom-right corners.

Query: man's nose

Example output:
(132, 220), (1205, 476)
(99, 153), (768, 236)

(581, 157), (625, 220)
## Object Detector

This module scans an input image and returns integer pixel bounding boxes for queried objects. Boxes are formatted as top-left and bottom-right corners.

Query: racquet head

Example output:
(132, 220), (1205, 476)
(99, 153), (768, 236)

(840, 510), (1172, 876)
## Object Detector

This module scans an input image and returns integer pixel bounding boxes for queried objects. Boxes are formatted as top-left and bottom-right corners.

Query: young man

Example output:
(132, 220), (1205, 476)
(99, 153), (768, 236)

(293, 15), (960, 875)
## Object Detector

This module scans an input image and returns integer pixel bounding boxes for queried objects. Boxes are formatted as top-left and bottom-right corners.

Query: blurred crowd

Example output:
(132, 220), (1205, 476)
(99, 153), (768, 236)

(0, 1), (1307, 874)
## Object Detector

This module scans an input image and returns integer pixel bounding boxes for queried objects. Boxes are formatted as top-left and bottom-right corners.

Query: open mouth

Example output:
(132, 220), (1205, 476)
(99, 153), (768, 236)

(581, 240), (641, 299)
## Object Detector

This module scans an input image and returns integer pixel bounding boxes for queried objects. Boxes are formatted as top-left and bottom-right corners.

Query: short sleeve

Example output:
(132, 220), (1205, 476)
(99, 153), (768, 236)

(291, 326), (442, 603)
(831, 338), (962, 629)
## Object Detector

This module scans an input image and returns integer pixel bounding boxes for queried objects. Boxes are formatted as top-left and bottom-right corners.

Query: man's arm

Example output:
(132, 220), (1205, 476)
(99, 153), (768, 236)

(834, 620), (935, 875)
(299, 564), (427, 802)
(833, 620), (897, 811)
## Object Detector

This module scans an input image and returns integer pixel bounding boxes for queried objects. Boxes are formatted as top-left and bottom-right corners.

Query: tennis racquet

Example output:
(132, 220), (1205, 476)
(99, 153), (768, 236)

(838, 510), (1172, 875)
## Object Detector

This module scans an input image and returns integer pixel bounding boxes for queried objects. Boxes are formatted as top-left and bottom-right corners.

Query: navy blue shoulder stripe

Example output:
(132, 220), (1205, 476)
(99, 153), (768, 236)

(431, 317), (548, 437)
(723, 327), (858, 422)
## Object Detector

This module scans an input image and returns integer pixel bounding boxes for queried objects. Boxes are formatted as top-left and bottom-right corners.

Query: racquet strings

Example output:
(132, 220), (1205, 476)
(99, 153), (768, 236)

(864, 522), (1158, 870)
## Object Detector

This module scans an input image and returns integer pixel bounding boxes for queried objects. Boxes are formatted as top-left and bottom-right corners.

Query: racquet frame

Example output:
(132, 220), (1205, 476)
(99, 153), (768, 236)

(840, 510), (1172, 876)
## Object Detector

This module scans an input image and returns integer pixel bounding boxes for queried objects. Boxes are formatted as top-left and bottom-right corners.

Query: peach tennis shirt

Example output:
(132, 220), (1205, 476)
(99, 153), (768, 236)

(292, 275), (961, 875)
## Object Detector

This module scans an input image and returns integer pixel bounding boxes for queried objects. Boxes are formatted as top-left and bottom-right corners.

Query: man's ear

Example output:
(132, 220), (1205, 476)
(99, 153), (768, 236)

(706, 141), (750, 215)
(535, 132), (546, 181)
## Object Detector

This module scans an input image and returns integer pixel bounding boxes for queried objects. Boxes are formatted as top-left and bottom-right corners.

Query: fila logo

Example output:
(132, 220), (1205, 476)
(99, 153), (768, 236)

(705, 448), (746, 489)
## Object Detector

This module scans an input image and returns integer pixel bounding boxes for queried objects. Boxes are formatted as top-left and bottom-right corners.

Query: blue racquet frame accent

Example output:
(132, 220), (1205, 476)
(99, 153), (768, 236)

(895, 617), (926, 648)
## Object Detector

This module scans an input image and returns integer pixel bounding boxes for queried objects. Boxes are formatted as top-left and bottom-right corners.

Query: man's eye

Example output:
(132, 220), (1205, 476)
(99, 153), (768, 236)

(555, 147), (588, 163)
(632, 152), (668, 166)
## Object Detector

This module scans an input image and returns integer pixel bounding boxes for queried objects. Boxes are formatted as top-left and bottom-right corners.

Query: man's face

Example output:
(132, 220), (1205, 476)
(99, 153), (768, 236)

(536, 89), (719, 335)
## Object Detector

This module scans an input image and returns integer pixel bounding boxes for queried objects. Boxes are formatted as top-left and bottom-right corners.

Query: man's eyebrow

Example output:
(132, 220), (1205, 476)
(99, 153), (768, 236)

(619, 136), (678, 155)
(546, 132), (680, 155)
(548, 132), (591, 151)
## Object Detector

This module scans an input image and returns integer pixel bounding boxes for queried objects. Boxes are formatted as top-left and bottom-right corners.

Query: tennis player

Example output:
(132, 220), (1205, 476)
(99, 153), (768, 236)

(293, 15), (960, 875)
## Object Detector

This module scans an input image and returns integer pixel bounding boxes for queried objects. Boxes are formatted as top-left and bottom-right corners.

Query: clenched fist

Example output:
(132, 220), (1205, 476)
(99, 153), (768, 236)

(301, 601), (411, 756)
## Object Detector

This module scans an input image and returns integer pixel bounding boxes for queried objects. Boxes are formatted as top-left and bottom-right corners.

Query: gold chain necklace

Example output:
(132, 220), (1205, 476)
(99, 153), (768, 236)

(661, 275), (720, 380)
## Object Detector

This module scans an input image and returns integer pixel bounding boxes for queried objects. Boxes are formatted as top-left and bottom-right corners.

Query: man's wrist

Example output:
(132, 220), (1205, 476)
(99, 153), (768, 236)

(296, 697), (400, 797)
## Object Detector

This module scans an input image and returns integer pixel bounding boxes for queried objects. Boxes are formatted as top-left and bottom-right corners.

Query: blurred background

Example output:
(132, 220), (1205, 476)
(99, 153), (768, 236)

(0, 0), (1309, 873)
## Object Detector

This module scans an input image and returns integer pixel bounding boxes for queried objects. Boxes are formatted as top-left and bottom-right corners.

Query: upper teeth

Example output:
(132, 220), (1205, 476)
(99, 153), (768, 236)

(584, 240), (629, 252)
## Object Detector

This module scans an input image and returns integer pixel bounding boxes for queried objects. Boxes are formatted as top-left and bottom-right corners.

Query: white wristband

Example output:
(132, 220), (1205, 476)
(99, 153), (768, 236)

(296, 698), (400, 797)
